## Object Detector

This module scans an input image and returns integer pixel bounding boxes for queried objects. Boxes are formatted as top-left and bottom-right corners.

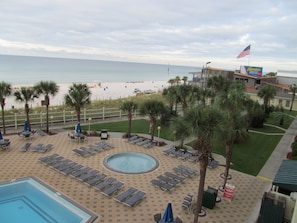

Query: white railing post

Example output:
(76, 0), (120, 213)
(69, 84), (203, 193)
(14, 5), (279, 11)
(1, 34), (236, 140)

(63, 110), (66, 124)
(14, 113), (18, 131)
(103, 107), (105, 120)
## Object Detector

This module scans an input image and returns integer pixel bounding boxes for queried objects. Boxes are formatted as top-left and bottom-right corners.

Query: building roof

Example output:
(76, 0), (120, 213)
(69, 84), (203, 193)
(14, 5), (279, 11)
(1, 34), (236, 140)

(277, 70), (297, 78)
(273, 160), (297, 192)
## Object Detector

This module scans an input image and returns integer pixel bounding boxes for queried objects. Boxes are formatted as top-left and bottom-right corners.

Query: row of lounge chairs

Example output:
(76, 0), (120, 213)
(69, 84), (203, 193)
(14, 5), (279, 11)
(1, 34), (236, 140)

(126, 135), (156, 148)
(163, 147), (200, 162)
(172, 165), (198, 178)
(114, 188), (146, 207)
(20, 143), (53, 153)
(38, 154), (146, 207)
(150, 170), (189, 192)
(72, 141), (115, 157)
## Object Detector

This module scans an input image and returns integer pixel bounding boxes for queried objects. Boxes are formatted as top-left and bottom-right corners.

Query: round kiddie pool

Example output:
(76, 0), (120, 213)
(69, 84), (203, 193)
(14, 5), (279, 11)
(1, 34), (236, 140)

(104, 152), (159, 174)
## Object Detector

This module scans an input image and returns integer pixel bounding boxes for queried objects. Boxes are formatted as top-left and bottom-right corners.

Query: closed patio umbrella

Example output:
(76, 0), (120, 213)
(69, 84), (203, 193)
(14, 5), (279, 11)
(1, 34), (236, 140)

(163, 203), (174, 222)
(0, 130), (3, 140)
(24, 121), (29, 131)
(75, 122), (82, 133)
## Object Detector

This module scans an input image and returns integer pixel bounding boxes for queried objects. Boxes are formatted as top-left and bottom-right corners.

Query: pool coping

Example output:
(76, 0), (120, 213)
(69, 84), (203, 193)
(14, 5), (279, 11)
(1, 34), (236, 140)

(103, 151), (160, 174)
(0, 176), (99, 223)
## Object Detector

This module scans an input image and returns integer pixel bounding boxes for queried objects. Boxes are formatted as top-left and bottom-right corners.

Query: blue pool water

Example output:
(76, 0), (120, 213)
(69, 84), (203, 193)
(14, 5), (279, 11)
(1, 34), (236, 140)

(104, 152), (159, 174)
(0, 177), (96, 223)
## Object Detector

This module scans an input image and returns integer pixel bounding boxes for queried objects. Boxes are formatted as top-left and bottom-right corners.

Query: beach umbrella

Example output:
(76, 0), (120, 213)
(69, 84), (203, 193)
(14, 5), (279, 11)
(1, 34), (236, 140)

(24, 121), (29, 131)
(75, 122), (82, 133)
(163, 203), (174, 222)
(0, 130), (3, 140)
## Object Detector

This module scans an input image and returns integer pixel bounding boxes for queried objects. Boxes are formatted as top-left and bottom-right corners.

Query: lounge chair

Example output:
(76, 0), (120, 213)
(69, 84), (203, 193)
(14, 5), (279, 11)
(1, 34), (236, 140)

(88, 144), (104, 152)
(136, 139), (150, 146)
(55, 162), (77, 172)
(172, 167), (194, 178)
(38, 154), (59, 163)
(94, 177), (116, 191)
(43, 156), (64, 166)
(208, 159), (219, 169)
(188, 155), (199, 162)
(126, 135), (138, 142)
(129, 137), (144, 144)
(39, 144), (53, 153)
(143, 141), (155, 148)
(70, 167), (92, 178)
(84, 173), (107, 186)
(31, 143), (44, 152)
(101, 181), (124, 197)
(61, 164), (84, 175)
(50, 159), (72, 169)
(77, 170), (99, 181)
(178, 165), (198, 175)
(157, 175), (179, 186)
(170, 149), (184, 158)
(113, 187), (138, 203)
(150, 179), (174, 191)
(80, 147), (96, 155)
(162, 147), (175, 155)
(37, 129), (47, 136)
(72, 148), (90, 157)
(0, 140), (10, 150)
(178, 152), (192, 160)
(122, 191), (146, 207)
(20, 143), (31, 152)
(164, 172), (186, 183)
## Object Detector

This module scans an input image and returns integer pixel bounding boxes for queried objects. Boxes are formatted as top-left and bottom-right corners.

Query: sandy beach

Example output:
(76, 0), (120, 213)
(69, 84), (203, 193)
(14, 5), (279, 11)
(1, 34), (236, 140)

(6, 80), (169, 109)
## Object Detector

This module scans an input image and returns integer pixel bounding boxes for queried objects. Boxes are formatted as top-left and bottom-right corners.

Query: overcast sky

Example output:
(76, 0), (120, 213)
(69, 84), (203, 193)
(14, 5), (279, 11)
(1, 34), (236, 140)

(1, 0), (296, 72)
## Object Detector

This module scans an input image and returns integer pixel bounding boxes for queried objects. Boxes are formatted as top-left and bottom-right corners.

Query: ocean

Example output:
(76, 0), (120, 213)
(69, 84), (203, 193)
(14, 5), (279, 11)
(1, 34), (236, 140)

(0, 54), (199, 85)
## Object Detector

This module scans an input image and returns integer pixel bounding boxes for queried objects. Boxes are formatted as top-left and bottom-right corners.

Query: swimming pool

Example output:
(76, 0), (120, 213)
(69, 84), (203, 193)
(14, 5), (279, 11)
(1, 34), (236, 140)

(104, 152), (159, 174)
(0, 177), (97, 223)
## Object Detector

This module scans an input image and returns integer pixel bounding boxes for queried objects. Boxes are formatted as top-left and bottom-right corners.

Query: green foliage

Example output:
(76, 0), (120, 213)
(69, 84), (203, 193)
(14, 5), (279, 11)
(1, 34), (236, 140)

(250, 112), (266, 128)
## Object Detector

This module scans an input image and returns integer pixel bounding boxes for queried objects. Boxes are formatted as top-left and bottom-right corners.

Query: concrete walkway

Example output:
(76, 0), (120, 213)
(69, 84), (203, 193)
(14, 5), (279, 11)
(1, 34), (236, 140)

(257, 116), (297, 181)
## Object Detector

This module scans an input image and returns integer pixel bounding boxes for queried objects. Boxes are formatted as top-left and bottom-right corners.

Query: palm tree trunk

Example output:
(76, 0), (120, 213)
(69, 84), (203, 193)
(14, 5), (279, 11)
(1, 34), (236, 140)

(128, 115), (132, 138)
(46, 105), (49, 133)
(193, 156), (208, 223)
(290, 93), (295, 111)
(1, 104), (6, 134)
(223, 143), (233, 189)
(76, 108), (81, 122)
(25, 103), (31, 131)
(150, 117), (156, 141)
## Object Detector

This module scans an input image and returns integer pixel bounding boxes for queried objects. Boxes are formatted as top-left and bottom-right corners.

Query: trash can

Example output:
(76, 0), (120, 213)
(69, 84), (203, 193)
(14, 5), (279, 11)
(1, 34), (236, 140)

(202, 187), (217, 209)
(100, 129), (108, 140)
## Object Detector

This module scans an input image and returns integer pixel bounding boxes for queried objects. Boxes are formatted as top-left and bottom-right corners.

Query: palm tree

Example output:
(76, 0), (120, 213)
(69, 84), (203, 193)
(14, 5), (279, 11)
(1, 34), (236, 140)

(64, 83), (91, 122)
(289, 84), (297, 111)
(120, 101), (138, 138)
(139, 100), (165, 141)
(171, 116), (192, 149)
(34, 81), (59, 133)
(174, 76), (181, 85)
(207, 75), (231, 93)
(181, 76), (188, 85)
(162, 85), (179, 113)
(257, 85), (276, 115)
(176, 84), (194, 114)
(183, 105), (223, 223)
(14, 87), (37, 131)
(0, 81), (12, 134)
(215, 81), (248, 189)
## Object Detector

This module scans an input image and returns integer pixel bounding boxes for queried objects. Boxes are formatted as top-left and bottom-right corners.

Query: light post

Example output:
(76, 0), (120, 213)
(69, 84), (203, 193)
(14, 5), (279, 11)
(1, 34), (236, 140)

(88, 117), (92, 132)
(204, 61), (211, 89)
(157, 126), (161, 146)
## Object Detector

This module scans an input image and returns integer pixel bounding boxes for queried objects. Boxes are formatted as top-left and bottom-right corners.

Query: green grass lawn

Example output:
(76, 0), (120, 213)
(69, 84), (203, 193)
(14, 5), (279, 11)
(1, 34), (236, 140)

(76, 115), (292, 176)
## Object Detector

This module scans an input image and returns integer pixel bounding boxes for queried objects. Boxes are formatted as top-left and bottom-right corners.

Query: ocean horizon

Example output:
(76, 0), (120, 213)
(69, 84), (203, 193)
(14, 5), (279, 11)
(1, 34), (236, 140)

(0, 54), (199, 85)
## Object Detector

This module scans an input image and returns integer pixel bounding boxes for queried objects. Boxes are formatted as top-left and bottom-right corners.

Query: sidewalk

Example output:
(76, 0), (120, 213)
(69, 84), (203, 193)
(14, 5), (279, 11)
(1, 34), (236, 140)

(257, 116), (297, 181)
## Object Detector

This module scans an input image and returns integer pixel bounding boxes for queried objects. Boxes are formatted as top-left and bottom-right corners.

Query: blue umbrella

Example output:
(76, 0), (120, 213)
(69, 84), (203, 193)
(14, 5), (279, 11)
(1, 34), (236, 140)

(24, 121), (29, 131)
(163, 203), (174, 222)
(75, 122), (82, 133)
(0, 130), (3, 140)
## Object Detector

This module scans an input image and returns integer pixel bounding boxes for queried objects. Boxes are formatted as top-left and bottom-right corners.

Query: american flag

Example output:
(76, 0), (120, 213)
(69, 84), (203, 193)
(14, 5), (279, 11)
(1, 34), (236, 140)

(237, 45), (251, 58)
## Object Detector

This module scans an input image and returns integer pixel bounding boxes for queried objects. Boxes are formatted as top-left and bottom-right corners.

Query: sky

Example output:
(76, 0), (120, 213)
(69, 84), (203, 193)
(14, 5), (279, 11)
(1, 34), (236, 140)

(0, 0), (296, 72)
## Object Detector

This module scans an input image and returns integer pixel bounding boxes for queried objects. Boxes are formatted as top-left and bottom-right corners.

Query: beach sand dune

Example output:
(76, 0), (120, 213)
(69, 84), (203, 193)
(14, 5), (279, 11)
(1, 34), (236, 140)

(5, 80), (169, 109)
